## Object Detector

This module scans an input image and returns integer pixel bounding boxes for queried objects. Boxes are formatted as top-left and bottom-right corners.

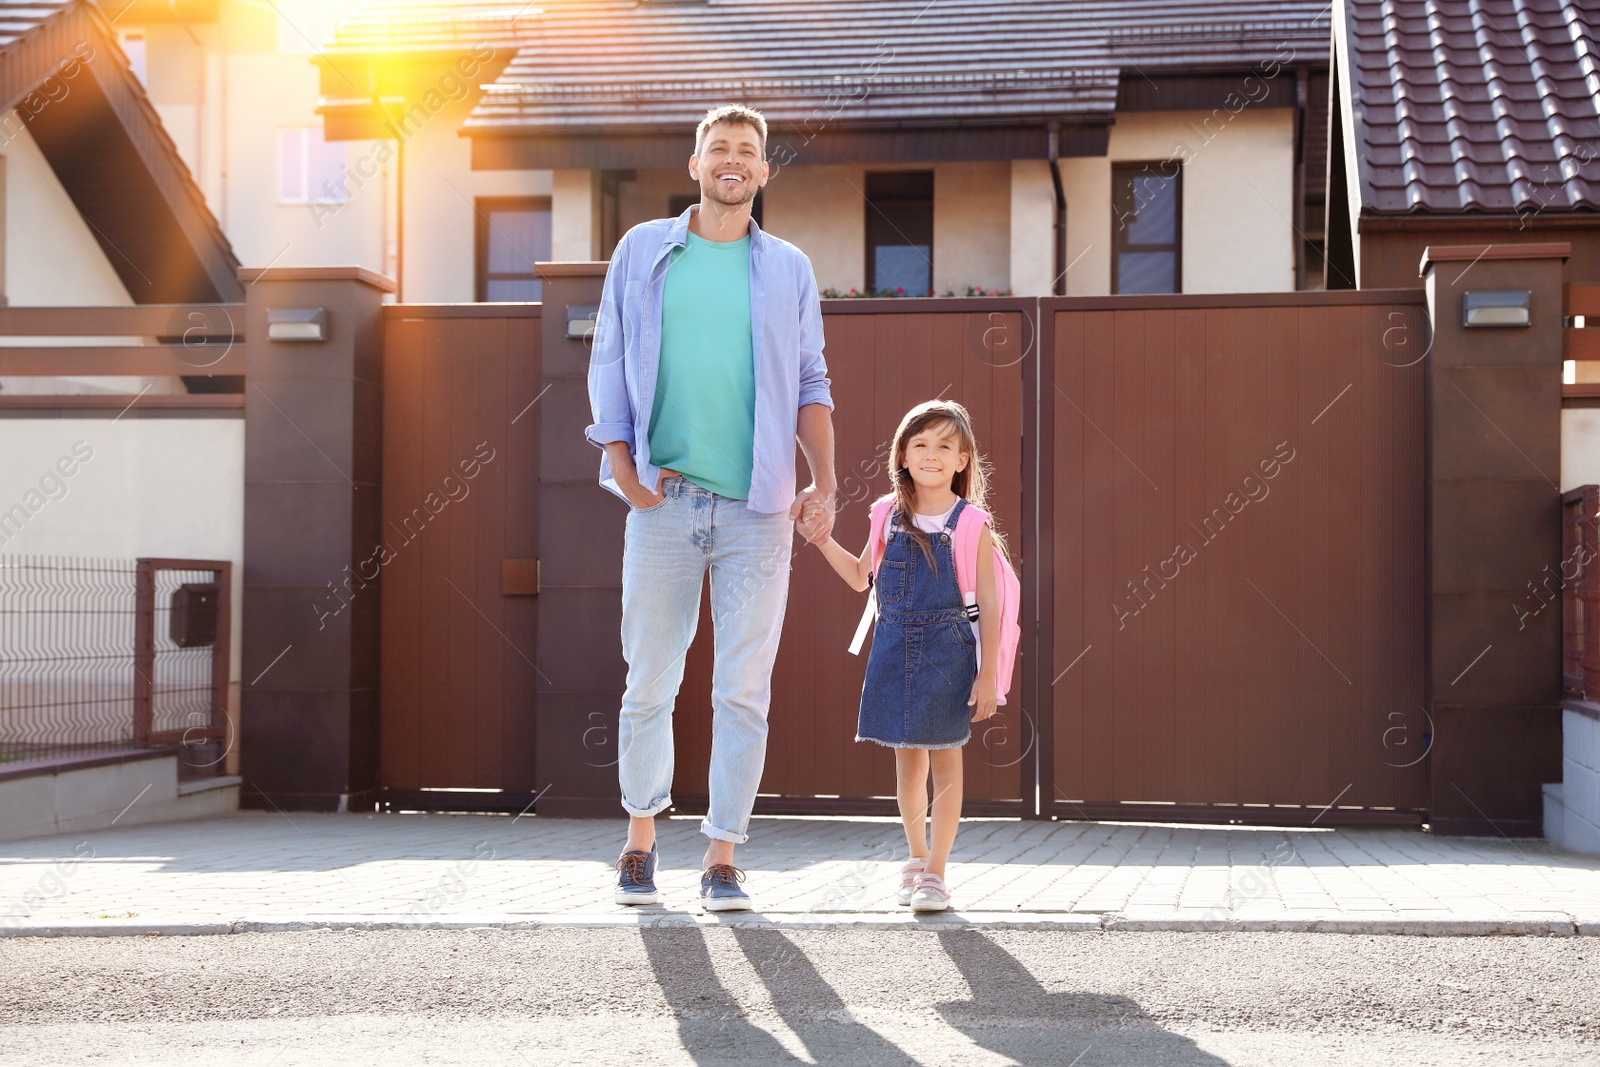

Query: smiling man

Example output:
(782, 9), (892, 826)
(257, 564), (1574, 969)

(586, 104), (836, 912)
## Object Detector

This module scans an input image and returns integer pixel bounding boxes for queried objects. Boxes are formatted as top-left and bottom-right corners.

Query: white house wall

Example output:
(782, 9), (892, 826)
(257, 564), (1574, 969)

(1066, 109), (1296, 296)
(762, 164), (866, 293)
(0, 417), (244, 695)
(1010, 159), (1056, 297)
(220, 55), (385, 273)
(2, 120), (132, 309)
(133, 0), (386, 276)
(551, 169), (601, 263)
(932, 161), (1011, 294)
(1563, 408), (1600, 491)
(399, 98), (550, 302)
(0, 119), (183, 397)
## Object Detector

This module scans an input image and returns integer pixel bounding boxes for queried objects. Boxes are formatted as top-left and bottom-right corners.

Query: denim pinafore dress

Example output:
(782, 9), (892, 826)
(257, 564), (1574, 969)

(856, 499), (977, 749)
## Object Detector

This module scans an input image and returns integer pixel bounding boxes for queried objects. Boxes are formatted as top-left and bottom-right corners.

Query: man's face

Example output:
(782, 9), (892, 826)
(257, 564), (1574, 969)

(688, 122), (768, 208)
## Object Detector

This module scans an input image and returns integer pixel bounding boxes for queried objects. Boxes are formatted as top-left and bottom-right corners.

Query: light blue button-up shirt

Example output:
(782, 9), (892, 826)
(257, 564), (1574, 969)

(584, 206), (834, 515)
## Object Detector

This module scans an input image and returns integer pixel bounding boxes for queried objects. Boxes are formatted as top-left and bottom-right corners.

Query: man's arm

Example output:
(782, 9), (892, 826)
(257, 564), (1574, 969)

(793, 402), (836, 543)
(585, 232), (633, 452)
(584, 230), (659, 508)
(790, 253), (836, 541)
(794, 252), (833, 411)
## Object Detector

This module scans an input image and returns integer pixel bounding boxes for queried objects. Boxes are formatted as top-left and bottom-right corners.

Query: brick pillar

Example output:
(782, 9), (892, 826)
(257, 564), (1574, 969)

(239, 267), (393, 812)
(1422, 243), (1568, 835)
(532, 262), (627, 816)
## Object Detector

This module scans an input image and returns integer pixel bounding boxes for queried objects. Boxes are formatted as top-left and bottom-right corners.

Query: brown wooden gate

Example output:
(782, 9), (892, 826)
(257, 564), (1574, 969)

(373, 290), (1433, 825)
(1037, 291), (1431, 824)
(376, 305), (543, 810)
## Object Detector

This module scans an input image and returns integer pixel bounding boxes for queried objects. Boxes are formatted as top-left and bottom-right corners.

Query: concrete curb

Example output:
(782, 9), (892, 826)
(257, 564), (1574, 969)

(4, 911), (1597, 937)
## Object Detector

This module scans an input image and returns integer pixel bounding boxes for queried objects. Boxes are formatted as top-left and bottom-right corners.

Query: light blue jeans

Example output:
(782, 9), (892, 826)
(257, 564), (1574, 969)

(618, 476), (794, 843)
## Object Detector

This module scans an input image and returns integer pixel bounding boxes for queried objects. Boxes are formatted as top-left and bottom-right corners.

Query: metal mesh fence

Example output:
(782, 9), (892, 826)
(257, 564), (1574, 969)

(0, 556), (139, 764)
(0, 555), (230, 773)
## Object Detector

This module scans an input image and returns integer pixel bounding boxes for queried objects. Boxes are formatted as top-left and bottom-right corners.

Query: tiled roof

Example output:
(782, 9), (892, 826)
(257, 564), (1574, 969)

(322, 0), (531, 56)
(1339, 0), (1600, 215)
(458, 0), (1333, 133)
(0, 0), (67, 51)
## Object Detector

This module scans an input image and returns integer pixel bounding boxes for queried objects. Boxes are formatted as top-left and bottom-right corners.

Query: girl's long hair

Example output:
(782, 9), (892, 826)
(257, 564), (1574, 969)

(882, 399), (1009, 567)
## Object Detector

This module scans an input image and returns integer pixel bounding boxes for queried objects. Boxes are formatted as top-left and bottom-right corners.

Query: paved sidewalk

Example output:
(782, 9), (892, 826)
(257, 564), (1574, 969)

(2, 812), (1599, 936)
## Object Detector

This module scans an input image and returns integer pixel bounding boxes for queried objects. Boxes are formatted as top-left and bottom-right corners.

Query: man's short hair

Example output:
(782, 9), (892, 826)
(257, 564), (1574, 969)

(695, 104), (767, 158)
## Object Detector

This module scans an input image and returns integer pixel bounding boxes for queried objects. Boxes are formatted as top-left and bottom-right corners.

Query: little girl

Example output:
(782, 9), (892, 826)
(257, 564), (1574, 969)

(815, 399), (1002, 912)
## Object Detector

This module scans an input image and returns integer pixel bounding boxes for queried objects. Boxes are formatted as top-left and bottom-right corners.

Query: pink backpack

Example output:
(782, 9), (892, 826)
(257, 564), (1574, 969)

(849, 497), (1021, 703)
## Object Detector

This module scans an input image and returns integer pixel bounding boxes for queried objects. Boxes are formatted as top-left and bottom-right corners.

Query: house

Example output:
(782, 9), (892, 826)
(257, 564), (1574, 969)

(99, 0), (402, 278)
(1323, 0), (1600, 289)
(0, 0), (240, 396)
(96, 0), (1341, 302)
(311, 0), (1336, 301)
(1321, 0), (1600, 852)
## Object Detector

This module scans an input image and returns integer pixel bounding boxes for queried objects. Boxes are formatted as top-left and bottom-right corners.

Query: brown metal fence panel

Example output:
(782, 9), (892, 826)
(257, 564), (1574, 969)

(378, 307), (542, 802)
(672, 301), (1031, 814)
(1562, 485), (1600, 698)
(1044, 292), (1430, 824)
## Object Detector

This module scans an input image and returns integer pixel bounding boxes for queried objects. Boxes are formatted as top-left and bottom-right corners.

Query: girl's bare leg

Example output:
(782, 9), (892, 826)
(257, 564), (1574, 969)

(895, 747), (931, 859)
(927, 748), (965, 879)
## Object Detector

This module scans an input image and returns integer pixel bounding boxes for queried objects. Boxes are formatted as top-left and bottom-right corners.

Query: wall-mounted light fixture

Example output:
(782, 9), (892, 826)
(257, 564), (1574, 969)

(1462, 290), (1531, 328)
(266, 307), (328, 342)
(566, 304), (598, 340)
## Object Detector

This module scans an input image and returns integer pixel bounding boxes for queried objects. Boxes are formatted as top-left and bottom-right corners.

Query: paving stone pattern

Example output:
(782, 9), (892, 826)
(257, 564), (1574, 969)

(1, 812), (1598, 934)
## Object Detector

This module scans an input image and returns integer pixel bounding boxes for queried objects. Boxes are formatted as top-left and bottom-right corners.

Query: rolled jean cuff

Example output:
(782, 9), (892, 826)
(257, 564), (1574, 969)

(700, 818), (748, 845)
(622, 795), (672, 819)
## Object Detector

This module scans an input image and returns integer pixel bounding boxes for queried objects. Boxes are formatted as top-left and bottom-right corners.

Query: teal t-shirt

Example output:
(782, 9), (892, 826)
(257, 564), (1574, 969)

(647, 230), (756, 500)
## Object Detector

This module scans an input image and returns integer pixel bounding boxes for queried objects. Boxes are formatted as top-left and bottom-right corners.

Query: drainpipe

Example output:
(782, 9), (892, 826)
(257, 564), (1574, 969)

(1293, 67), (1309, 290)
(373, 75), (404, 302)
(1047, 121), (1067, 296)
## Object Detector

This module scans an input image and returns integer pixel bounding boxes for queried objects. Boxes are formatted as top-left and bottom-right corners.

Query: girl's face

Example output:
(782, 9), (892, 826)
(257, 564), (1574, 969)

(901, 420), (969, 494)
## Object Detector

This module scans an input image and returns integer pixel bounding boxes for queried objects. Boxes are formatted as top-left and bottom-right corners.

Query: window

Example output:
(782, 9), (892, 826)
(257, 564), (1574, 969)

(278, 128), (347, 204)
(120, 33), (146, 86)
(476, 198), (552, 302)
(1112, 163), (1182, 294)
(865, 171), (933, 295)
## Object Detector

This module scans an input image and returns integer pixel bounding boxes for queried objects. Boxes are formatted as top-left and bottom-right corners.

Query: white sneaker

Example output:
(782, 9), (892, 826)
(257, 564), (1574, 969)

(909, 872), (952, 912)
(896, 858), (929, 906)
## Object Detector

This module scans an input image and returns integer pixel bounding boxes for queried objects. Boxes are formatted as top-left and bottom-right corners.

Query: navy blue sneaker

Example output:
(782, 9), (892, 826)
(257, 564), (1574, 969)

(699, 863), (752, 912)
(614, 846), (659, 905)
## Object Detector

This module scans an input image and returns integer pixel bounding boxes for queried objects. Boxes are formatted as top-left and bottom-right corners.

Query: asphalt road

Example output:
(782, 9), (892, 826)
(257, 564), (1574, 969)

(2, 927), (1597, 1065)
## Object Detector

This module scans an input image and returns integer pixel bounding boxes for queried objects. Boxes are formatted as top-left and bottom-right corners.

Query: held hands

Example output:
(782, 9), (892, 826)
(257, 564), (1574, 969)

(790, 484), (836, 544)
(968, 671), (999, 721)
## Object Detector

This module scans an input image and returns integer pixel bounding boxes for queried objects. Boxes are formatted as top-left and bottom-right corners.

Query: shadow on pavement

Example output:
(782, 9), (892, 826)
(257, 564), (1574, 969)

(639, 925), (804, 1065)
(934, 928), (1232, 1066)
(731, 926), (919, 1066)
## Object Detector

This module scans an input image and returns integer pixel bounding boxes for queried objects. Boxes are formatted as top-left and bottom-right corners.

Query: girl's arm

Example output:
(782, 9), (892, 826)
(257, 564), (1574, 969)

(816, 536), (872, 592)
(968, 526), (1000, 721)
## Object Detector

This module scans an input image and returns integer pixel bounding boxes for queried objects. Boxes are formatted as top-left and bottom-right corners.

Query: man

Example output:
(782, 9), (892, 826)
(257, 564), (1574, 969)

(586, 104), (836, 911)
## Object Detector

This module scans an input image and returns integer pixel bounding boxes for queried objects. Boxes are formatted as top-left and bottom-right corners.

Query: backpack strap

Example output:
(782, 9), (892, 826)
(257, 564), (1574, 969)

(851, 498), (896, 656)
(952, 502), (994, 673)
(953, 503), (992, 599)
(866, 497), (894, 578)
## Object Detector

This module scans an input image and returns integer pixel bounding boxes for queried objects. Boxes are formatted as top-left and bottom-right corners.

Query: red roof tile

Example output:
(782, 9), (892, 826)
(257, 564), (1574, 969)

(1339, 0), (1600, 215)
(447, 0), (1333, 133)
